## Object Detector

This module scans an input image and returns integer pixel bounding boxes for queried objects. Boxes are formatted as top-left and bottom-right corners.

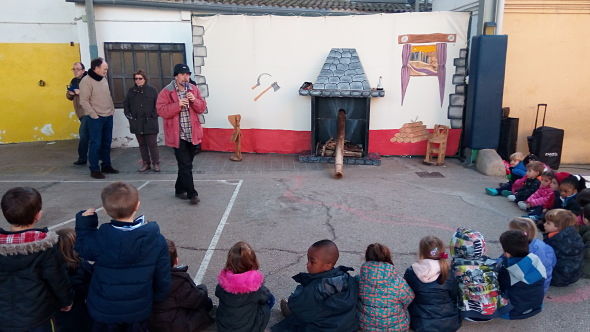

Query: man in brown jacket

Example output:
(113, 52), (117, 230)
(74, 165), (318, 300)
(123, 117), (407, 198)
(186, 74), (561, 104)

(79, 57), (119, 179)
(66, 62), (88, 166)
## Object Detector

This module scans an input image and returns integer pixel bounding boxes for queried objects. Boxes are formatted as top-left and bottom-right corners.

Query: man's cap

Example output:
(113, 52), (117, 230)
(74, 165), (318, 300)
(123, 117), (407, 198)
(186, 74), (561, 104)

(173, 64), (191, 76)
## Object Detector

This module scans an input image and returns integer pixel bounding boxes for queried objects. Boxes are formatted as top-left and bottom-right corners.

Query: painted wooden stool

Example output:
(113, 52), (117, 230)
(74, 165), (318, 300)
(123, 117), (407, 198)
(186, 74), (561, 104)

(424, 124), (449, 166)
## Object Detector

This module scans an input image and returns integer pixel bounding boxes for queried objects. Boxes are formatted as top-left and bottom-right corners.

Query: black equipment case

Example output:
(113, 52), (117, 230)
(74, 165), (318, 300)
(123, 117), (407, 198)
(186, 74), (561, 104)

(527, 104), (564, 169)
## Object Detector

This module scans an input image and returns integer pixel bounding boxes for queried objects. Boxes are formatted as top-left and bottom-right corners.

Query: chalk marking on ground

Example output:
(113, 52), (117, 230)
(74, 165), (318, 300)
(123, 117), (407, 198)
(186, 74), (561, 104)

(47, 181), (151, 231)
(194, 179), (243, 284)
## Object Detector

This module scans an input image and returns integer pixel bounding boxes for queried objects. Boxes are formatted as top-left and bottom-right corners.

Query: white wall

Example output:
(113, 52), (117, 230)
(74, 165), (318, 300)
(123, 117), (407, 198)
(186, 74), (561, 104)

(197, 13), (470, 132)
(432, 0), (478, 36)
(77, 6), (194, 147)
(0, 0), (78, 43)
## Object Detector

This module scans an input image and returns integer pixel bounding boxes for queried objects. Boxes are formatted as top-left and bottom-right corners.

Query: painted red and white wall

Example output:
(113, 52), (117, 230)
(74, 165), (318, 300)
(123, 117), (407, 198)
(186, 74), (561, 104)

(194, 13), (469, 156)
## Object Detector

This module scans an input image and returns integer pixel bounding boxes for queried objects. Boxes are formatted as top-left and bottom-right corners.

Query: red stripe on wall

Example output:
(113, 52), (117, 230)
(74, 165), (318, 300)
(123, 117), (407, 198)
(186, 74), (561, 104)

(202, 128), (461, 156)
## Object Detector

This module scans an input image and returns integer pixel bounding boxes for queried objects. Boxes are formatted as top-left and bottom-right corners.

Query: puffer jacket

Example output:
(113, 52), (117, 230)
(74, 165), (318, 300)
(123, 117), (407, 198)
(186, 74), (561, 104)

(578, 225), (590, 278)
(150, 265), (213, 332)
(450, 227), (511, 320)
(0, 228), (73, 331)
(123, 84), (159, 135)
(215, 269), (273, 332)
(404, 261), (460, 332)
(526, 186), (554, 208)
(75, 212), (171, 324)
(515, 178), (540, 202)
(497, 254), (546, 320)
(544, 226), (584, 286)
(271, 266), (358, 332)
(156, 81), (206, 148)
(529, 239), (556, 293)
(358, 261), (414, 332)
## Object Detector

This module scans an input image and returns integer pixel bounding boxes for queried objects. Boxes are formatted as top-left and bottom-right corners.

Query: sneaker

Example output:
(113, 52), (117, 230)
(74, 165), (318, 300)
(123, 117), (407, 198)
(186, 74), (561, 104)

(485, 188), (498, 196)
(73, 160), (86, 166)
(507, 195), (516, 202)
(501, 190), (512, 197)
(90, 171), (105, 179)
(101, 165), (119, 174)
(517, 201), (528, 210)
(152, 163), (160, 172)
(189, 196), (200, 205)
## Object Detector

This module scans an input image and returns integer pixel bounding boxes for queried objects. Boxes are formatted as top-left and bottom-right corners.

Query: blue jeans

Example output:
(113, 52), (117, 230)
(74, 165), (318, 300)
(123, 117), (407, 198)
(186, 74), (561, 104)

(77, 116), (90, 162)
(88, 115), (113, 172)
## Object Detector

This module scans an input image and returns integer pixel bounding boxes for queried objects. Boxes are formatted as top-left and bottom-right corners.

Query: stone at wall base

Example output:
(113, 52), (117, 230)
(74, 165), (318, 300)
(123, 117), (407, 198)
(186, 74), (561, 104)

(475, 149), (505, 177)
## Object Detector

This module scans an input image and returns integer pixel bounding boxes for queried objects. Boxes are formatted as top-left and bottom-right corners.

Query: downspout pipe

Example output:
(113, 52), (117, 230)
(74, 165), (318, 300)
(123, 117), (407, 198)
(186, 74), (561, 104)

(85, 0), (98, 59)
(496, 0), (505, 34)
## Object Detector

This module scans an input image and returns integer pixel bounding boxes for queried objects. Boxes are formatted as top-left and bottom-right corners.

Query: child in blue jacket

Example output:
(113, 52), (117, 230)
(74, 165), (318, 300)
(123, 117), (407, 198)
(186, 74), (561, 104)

(497, 230), (546, 320)
(272, 239), (358, 332)
(486, 152), (526, 196)
(75, 182), (170, 332)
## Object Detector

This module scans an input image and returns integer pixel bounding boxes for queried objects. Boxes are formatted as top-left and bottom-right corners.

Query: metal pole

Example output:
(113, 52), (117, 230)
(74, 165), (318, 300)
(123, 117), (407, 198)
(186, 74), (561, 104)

(477, 0), (485, 35)
(415, 0), (420, 12)
(85, 0), (98, 59)
(496, 0), (505, 34)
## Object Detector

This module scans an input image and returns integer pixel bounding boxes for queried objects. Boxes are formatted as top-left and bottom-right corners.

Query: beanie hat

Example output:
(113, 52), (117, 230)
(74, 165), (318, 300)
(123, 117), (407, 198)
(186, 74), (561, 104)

(555, 172), (571, 184)
(173, 64), (191, 76)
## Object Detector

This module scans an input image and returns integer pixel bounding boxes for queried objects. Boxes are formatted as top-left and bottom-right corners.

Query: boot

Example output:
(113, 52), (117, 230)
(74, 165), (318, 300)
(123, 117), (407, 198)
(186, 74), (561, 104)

(138, 162), (151, 172)
(152, 162), (160, 172)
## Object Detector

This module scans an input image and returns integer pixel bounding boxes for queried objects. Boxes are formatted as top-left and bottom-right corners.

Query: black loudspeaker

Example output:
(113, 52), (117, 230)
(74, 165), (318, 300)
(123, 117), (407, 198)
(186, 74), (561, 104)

(463, 35), (508, 149)
(528, 127), (564, 169)
(497, 117), (519, 160)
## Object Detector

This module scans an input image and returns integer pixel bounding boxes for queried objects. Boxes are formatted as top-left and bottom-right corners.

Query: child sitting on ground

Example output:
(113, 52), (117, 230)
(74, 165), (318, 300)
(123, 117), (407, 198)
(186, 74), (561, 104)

(0, 187), (73, 331)
(486, 152), (526, 196)
(55, 228), (94, 332)
(497, 230), (546, 320)
(272, 239), (358, 332)
(358, 243), (414, 331)
(577, 204), (590, 278)
(151, 239), (213, 332)
(543, 209), (584, 286)
(507, 161), (545, 203)
(552, 175), (583, 216)
(450, 227), (510, 321)
(519, 171), (555, 220)
(404, 236), (461, 332)
(508, 218), (556, 293)
(216, 241), (274, 332)
(75, 182), (170, 332)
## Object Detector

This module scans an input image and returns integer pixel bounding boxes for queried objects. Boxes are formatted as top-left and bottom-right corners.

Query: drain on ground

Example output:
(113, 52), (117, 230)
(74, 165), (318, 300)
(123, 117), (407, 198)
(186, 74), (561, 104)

(415, 171), (444, 178)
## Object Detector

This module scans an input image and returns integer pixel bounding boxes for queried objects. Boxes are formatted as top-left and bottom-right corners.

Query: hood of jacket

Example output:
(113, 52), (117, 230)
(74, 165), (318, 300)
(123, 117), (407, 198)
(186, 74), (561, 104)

(292, 265), (355, 298)
(0, 228), (58, 256)
(95, 219), (163, 265)
(450, 227), (486, 259)
(360, 261), (397, 284)
(504, 253), (547, 286)
(218, 269), (264, 294)
(411, 259), (441, 283)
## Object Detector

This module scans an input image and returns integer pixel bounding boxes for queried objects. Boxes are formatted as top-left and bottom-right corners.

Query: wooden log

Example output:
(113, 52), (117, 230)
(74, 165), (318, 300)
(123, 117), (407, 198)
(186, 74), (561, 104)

(335, 110), (345, 179)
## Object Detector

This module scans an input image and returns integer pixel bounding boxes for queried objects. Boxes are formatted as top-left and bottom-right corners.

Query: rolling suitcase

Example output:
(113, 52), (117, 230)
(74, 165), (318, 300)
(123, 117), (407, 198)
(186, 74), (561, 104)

(527, 104), (564, 169)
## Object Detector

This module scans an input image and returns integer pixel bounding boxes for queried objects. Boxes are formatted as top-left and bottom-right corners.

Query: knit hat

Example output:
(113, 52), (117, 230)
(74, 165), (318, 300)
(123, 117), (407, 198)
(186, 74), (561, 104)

(555, 172), (571, 184)
(173, 64), (191, 76)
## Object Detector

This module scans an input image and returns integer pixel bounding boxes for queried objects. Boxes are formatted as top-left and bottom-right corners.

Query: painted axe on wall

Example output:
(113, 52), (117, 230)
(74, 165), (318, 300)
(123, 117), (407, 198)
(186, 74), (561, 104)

(251, 73), (271, 89)
(253, 82), (280, 101)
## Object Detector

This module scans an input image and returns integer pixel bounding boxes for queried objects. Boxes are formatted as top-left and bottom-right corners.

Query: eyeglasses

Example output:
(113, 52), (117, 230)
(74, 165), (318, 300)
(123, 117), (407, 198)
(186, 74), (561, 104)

(134, 77), (144, 81)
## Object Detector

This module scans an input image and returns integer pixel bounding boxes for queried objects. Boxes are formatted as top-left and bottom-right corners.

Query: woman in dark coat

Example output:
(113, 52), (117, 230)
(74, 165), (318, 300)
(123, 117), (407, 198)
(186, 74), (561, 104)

(124, 70), (160, 172)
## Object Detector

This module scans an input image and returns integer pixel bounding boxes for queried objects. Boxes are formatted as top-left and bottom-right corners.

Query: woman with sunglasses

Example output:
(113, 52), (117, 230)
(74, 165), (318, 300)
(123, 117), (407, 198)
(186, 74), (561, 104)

(124, 70), (160, 172)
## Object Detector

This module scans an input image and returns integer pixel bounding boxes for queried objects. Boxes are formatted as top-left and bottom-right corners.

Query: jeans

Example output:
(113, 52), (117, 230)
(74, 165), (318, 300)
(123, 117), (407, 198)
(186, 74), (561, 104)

(88, 115), (113, 172)
(136, 133), (159, 165)
(174, 139), (199, 198)
(77, 116), (90, 162)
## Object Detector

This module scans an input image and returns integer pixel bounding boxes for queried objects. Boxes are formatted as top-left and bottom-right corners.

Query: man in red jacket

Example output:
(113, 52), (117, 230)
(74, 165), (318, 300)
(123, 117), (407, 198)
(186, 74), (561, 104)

(156, 64), (207, 205)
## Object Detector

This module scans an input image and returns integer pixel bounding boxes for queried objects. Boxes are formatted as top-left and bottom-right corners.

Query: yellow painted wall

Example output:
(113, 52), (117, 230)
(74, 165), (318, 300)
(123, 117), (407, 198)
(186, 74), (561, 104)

(502, 9), (590, 164)
(0, 43), (81, 143)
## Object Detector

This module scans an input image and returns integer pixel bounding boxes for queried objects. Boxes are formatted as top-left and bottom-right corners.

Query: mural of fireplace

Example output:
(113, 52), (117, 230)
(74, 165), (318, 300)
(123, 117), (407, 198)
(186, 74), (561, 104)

(299, 48), (384, 160)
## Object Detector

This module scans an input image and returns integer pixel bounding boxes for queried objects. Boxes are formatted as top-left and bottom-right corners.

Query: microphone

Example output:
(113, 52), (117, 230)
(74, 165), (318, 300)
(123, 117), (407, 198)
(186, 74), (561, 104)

(184, 82), (190, 91)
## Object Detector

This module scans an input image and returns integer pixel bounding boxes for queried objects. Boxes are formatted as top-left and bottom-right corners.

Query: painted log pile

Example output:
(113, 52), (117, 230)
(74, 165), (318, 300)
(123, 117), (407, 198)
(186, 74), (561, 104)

(390, 121), (431, 143)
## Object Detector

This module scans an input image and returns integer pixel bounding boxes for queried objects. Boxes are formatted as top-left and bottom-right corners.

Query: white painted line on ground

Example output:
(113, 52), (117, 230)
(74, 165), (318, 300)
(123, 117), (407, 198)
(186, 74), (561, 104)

(0, 179), (241, 183)
(194, 179), (243, 284)
(47, 181), (151, 231)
